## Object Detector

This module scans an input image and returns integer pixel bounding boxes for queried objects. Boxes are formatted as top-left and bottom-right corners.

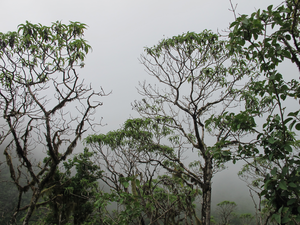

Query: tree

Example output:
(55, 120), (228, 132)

(239, 213), (254, 225)
(133, 30), (257, 224)
(228, 0), (300, 223)
(0, 166), (27, 224)
(86, 118), (202, 225)
(35, 148), (102, 225)
(216, 201), (237, 225)
(238, 158), (271, 225)
(0, 21), (105, 224)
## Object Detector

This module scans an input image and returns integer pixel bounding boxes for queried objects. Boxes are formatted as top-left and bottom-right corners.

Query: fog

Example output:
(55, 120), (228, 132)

(0, 0), (285, 216)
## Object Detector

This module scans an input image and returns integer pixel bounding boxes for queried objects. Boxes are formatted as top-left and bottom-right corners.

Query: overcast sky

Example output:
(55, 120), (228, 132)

(0, 0), (283, 132)
(1, 0), (283, 212)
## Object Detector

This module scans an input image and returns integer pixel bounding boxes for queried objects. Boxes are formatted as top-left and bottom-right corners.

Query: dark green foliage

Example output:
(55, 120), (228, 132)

(86, 117), (174, 156)
(228, 0), (300, 223)
(37, 148), (102, 225)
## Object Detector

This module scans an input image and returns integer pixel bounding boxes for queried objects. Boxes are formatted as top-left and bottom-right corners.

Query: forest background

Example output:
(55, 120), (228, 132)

(0, 0), (283, 209)
(0, 0), (299, 224)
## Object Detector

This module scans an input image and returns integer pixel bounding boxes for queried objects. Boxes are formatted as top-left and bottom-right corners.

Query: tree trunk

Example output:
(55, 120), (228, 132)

(201, 182), (212, 224)
(22, 189), (41, 225)
(201, 157), (213, 225)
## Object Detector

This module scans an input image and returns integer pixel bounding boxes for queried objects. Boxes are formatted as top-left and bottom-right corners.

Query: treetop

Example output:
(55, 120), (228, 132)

(144, 30), (222, 58)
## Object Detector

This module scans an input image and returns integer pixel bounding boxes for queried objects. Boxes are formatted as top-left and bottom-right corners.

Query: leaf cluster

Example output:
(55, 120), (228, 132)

(0, 21), (91, 87)
(38, 148), (102, 225)
(85, 117), (174, 155)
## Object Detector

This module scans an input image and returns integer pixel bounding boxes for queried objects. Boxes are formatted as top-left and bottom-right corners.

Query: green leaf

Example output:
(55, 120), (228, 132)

(268, 153), (273, 161)
(289, 120), (296, 130)
(282, 216), (290, 224)
(268, 137), (276, 144)
(279, 180), (288, 190)
(284, 145), (293, 153)
(123, 182), (129, 188)
(288, 111), (299, 117)
(233, 158), (236, 164)
(273, 213), (281, 223)
(285, 34), (291, 40)
(280, 94), (286, 100)
(284, 117), (293, 124)
(295, 123), (300, 130)
(135, 179), (140, 187)
(296, 214), (300, 222)
(282, 166), (288, 176)
(287, 198), (296, 206)
(288, 182), (297, 188)
(271, 167), (277, 176)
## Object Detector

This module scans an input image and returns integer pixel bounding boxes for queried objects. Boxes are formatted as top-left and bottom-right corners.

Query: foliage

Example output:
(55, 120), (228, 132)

(228, 0), (300, 223)
(239, 213), (254, 225)
(0, 21), (90, 87)
(35, 148), (102, 225)
(0, 21), (104, 224)
(216, 200), (237, 225)
(91, 176), (201, 225)
(86, 118), (202, 225)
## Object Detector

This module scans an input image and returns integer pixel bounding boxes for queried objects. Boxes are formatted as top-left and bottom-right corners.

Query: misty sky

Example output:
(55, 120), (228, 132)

(0, 0), (282, 131)
(1, 0), (283, 213)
